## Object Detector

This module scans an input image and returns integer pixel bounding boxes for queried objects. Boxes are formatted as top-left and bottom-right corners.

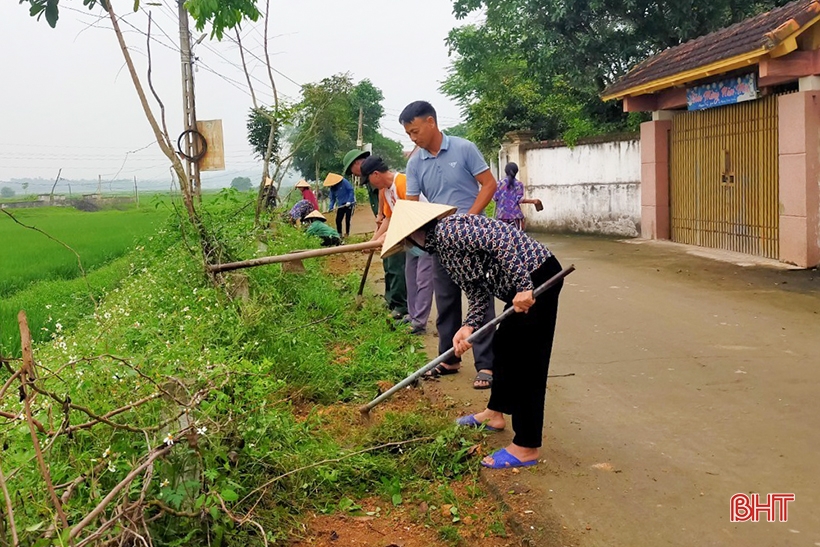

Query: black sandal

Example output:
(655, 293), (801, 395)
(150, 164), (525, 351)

(473, 371), (493, 390)
(423, 363), (461, 379)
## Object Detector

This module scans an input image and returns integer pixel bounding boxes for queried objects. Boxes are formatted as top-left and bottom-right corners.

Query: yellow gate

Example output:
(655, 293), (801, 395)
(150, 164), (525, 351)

(670, 95), (779, 259)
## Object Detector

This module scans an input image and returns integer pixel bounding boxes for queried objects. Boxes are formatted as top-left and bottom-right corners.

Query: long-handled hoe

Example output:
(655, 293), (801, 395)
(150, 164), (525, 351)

(359, 264), (576, 418)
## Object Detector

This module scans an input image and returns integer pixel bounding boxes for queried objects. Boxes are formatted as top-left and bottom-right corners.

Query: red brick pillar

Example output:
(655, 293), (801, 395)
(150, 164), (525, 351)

(778, 91), (820, 268)
(640, 119), (672, 239)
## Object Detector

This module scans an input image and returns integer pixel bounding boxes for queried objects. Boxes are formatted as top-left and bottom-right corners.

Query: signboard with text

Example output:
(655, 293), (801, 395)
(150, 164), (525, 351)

(687, 74), (759, 111)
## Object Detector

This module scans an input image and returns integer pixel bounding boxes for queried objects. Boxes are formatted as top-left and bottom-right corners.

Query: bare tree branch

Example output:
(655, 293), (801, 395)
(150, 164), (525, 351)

(0, 463), (18, 547)
(146, 12), (172, 149)
(235, 27), (258, 109)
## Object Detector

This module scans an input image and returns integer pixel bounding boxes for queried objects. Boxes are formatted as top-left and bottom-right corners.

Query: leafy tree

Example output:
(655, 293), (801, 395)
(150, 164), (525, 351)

(289, 74), (406, 179)
(371, 133), (407, 171)
(21, 0), (259, 37)
(230, 176), (252, 191)
(442, 123), (468, 138)
(444, 0), (793, 153)
(246, 106), (287, 161)
(0, 187), (16, 198)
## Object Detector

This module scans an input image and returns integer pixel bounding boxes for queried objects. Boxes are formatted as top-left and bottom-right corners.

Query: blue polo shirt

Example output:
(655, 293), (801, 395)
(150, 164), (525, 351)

(406, 133), (490, 214)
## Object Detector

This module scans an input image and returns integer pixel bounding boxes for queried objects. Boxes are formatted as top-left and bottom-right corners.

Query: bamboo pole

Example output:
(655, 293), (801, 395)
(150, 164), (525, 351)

(208, 241), (382, 273)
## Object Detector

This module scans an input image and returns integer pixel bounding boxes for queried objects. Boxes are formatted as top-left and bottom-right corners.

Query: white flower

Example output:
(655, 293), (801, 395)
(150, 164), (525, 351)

(103, 312), (111, 320)
(45, 305), (52, 310)
(160, 478), (169, 488)
(102, 447), (111, 459)
(164, 433), (174, 446)
(196, 426), (207, 436)
(55, 322), (63, 332)
(107, 462), (117, 473)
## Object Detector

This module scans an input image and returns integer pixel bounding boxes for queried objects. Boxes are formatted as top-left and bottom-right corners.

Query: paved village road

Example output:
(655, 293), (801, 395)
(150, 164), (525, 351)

(424, 233), (820, 547)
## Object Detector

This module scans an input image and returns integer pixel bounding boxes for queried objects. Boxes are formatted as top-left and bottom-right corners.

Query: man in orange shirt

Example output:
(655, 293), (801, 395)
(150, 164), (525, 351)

(361, 155), (432, 335)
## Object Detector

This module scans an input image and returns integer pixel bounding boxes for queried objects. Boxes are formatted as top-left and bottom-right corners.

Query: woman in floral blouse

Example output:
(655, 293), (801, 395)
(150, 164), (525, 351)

(493, 162), (542, 231)
(380, 200), (565, 469)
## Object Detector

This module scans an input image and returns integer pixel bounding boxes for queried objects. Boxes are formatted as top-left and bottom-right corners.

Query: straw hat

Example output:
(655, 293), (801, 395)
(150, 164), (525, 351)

(295, 180), (311, 189)
(323, 172), (344, 187)
(381, 200), (456, 258)
(304, 210), (326, 222)
(264, 176), (274, 187)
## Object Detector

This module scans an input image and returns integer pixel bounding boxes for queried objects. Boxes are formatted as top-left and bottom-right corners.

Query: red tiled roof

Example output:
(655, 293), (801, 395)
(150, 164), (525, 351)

(603, 0), (820, 99)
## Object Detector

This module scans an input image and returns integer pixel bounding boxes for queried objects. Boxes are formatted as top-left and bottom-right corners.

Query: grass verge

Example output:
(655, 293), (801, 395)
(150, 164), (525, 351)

(0, 195), (502, 546)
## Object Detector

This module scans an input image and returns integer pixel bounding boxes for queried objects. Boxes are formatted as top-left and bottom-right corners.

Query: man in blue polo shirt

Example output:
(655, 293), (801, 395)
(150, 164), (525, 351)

(401, 100), (498, 390)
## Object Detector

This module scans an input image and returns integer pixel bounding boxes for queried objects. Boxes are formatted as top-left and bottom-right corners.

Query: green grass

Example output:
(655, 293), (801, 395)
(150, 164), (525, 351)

(0, 195), (487, 545)
(0, 204), (169, 296)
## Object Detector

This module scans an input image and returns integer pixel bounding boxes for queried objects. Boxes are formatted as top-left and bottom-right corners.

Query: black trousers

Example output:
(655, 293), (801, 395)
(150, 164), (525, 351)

(432, 254), (495, 371)
(335, 205), (353, 236)
(487, 255), (563, 448)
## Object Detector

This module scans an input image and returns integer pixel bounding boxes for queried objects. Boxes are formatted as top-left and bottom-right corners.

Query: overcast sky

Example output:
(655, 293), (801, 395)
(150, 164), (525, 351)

(0, 0), (476, 190)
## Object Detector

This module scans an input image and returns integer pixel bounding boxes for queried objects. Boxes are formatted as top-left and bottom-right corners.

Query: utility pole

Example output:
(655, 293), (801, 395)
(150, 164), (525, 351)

(356, 106), (364, 149)
(97, 174), (102, 200)
(178, 0), (201, 202)
(49, 168), (62, 205)
(134, 176), (140, 208)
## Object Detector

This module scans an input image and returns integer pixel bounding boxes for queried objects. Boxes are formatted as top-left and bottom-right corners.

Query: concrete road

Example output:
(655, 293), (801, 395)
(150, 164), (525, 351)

(425, 233), (820, 547)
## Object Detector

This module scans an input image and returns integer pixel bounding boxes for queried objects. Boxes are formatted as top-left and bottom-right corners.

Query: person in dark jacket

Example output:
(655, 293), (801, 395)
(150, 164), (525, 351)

(380, 200), (565, 469)
(323, 172), (356, 237)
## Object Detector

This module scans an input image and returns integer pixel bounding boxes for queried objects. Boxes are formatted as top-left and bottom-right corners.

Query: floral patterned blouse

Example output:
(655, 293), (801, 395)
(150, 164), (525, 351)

(289, 199), (315, 222)
(426, 214), (553, 328)
(493, 178), (524, 220)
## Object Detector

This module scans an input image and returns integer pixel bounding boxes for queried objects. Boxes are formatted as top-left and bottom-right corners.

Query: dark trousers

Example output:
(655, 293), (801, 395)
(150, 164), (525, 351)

(487, 255), (563, 448)
(432, 254), (495, 371)
(335, 205), (353, 236)
(383, 252), (408, 315)
(319, 236), (341, 247)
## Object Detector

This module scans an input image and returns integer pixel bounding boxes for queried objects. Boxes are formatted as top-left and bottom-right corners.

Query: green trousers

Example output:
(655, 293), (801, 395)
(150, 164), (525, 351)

(365, 182), (406, 314)
(383, 252), (407, 315)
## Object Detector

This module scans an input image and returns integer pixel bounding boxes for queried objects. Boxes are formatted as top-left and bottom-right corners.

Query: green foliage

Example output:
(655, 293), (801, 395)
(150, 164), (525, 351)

(230, 176), (253, 192)
(443, 0), (793, 153)
(20, 0), (258, 38)
(289, 74), (406, 180)
(1, 194), (484, 544)
(0, 186), (15, 198)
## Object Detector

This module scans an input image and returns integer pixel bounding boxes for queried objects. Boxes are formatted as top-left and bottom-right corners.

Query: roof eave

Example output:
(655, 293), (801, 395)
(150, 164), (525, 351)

(601, 47), (771, 102)
(602, 7), (820, 103)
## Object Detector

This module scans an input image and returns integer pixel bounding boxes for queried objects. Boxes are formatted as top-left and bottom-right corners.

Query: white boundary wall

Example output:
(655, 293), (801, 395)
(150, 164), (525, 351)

(501, 135), (641, 237)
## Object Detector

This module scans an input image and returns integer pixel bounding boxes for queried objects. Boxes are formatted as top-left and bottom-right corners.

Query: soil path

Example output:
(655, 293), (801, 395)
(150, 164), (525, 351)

(427, 233), (820, 547)
(348, 207), (820, 546)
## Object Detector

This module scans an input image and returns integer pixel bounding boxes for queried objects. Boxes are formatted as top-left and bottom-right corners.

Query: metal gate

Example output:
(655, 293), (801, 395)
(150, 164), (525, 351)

(670, 95), (779, 258)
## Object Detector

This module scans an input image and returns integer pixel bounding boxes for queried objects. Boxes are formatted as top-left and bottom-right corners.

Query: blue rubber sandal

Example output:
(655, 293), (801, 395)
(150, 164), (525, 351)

(481, 448), (538, 469)
(456, 414), (503, 432)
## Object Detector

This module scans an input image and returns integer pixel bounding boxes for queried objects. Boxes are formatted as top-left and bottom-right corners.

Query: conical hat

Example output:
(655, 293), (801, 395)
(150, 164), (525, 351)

(381, 200), (456, 258)
(304, 210), (326, 222)
(295, 179), (310, 189)
(323, 173), (344, 187)
(264, 176), (274, 187)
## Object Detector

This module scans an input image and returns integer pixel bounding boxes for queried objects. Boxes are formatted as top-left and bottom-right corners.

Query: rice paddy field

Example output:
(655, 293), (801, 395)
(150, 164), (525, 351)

(0, 203), (170, 354)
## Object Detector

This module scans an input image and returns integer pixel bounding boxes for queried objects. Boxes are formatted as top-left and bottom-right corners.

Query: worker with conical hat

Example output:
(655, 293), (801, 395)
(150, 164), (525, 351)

(381, 200), (564, 470)
(323, 172), (356, 238)
(302, 210), (341, 247)
(295, 179), (319, 210)
(288, 198), (315, 225)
